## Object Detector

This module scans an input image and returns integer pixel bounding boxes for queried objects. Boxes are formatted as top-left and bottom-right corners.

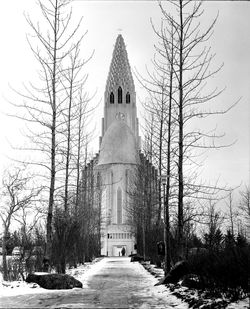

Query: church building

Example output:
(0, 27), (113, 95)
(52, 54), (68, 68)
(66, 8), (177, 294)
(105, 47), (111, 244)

(81, 35), (158, 257)
(96, 34), (140, 256)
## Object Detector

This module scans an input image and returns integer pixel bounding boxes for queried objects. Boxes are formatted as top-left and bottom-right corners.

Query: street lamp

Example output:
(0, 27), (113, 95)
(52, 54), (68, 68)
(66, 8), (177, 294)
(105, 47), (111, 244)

(161, 174), (171, 275)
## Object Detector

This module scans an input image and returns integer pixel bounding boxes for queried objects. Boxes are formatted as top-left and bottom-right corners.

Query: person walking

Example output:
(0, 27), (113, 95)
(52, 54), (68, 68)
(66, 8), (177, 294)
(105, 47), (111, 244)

(121, 247), (125, 256)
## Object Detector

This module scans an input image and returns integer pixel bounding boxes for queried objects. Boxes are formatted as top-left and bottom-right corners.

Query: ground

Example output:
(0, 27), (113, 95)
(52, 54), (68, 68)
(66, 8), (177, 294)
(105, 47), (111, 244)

(0, 257), (249, 308)
(0, 257), (187, 308)
(142, 262), (250, 309)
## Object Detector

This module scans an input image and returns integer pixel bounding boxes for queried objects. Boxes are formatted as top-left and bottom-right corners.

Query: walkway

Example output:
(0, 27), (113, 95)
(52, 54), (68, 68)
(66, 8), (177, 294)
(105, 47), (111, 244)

(0, 257), (187, 308)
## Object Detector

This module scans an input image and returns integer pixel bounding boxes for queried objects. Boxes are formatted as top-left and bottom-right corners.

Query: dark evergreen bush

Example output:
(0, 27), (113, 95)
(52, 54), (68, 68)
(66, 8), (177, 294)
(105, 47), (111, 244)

(188, 233), (250, 295)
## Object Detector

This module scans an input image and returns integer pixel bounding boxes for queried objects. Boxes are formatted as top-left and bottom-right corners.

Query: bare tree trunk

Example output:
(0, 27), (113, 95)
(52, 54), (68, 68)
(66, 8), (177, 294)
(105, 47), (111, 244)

(75, 101), (83, 209)
(142, 217), (146, 261)
(228, 190), (234, 235)
(2, 229), (8, 281)
(157, 118), (163, 224)
(177, 0), (184, 260)
(45, 0), (58, 268)
(164, 41), (174, 274)
(64, 77), (73, 213)
(45, 114), (56, 270)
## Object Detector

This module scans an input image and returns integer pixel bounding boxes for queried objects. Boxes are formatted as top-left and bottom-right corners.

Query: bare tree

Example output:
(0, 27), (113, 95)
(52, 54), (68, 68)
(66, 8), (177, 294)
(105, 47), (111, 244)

(8, 0), (91, 268)
(239, 186), (250, 235)
(140, 0), (237, 260)
(14, 205), (44, 278)
(58, 40), (93, 214)
(126, 155), (159, 261)
(225, 189), (239, 237)
(0, 166), (39, 280)
(203, 199), (225, 252)
(136, 14), (178, 272)
(75, 91), (91, 210)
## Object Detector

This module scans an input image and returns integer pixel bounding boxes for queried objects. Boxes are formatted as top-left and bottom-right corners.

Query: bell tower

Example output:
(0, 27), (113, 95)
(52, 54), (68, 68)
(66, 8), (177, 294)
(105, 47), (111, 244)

(100, 34), (140, 148)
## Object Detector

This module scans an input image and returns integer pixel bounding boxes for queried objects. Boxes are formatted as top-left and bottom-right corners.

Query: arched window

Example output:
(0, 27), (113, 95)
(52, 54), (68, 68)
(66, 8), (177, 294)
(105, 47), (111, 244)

(126, 92), (130, 104)
(110, 92), (114, 104)
(117, 187), (122, 224)
(118, 87), (122, 104)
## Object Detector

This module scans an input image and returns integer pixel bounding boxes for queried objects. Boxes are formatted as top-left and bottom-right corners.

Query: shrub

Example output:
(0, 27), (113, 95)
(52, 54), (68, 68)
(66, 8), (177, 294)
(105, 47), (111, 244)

(188, 244), (250, 294)
(0, 257), (23, 281)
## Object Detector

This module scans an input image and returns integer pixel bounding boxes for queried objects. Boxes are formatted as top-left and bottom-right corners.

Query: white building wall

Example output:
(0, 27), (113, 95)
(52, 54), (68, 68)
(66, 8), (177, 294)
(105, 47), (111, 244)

(97, 163), (136, 256)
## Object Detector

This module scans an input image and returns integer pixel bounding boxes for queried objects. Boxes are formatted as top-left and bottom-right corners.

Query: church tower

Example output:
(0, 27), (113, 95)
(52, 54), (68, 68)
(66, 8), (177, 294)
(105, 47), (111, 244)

(100, 34), (140, 148)
(96, 35), (140, 256)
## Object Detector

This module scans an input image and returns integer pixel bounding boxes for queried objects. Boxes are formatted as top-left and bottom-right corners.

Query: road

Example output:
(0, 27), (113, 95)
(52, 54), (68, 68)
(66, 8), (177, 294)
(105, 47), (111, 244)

(0, 257), (187, 308)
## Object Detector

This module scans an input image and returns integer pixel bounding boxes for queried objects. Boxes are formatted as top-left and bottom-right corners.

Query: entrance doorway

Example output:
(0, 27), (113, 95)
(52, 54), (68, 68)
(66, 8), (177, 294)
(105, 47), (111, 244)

(113, 245), (126, 256)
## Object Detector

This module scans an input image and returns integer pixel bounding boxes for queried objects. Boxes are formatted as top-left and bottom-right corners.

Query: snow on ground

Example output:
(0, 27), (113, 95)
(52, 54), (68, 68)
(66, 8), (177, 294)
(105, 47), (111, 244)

(0, 259), (100, 297)
(127, 260), (188, 308)
(66, 257), (103, 288)
(226, 299), (250, 309)
(0, 257), (249, 309)
(141, 261), (250, 309)
(0, 257), (189, 308)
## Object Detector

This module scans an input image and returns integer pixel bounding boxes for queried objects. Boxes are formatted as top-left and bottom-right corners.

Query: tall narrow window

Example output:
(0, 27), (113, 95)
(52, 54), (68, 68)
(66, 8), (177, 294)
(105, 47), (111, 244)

(118, 87), (122, 104)
(110, 92), (114, 104)
(117, 187), (122, 224)
(111, 171), (114, 223)
(97, 172), (101, 208)
(97, 172), (101, 186)
(126, 92), (130, 104)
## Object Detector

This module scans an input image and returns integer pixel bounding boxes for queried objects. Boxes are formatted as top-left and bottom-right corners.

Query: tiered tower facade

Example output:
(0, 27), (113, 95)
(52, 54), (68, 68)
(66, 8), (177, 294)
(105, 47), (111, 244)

(100, 34), (140, 148)
(96, 35), (140, 256)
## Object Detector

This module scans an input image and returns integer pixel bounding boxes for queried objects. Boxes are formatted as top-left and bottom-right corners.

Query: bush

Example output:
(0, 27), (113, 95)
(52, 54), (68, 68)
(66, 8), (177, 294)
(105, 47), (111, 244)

(188, 244), (250, 294)
(52, 209), (81, 273)
(0, 257), (24, 281)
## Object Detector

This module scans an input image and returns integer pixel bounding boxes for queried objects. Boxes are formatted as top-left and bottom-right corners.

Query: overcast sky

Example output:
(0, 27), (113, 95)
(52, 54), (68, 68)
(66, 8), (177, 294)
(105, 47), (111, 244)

(0, 0), (249, 191)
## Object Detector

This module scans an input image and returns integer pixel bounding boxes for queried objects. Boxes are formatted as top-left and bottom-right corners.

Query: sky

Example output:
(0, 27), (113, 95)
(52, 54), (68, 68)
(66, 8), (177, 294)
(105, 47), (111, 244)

(0, 0), (249, 194)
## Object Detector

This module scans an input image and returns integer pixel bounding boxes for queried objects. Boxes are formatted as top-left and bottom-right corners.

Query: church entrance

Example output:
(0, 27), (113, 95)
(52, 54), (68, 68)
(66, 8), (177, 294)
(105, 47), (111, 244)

(113, 245), (126, 256)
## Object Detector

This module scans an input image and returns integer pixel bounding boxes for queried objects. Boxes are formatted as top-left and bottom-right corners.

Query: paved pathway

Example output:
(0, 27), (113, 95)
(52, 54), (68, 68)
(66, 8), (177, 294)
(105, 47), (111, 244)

(0, 257), (187, 308)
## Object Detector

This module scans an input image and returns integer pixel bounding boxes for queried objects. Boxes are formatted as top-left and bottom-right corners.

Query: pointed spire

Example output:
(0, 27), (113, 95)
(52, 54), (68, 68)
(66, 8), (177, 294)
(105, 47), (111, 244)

(105, 35), (135, 93)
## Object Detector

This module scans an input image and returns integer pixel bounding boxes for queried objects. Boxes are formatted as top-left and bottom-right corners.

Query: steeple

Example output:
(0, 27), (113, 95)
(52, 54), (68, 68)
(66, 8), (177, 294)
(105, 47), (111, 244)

(100, 35), (140, 148)
(105, 34), (135, 96)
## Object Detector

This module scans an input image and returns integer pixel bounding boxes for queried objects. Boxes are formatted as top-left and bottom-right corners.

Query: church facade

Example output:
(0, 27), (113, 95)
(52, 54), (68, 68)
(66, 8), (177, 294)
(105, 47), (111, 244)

(96, 34), (139, 256)
(82, 35), (158, 257)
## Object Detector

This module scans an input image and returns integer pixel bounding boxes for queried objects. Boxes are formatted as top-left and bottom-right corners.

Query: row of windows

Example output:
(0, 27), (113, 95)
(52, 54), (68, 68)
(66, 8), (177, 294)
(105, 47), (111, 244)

(110, 87), (130, 104)
(107, 233), (133, 239)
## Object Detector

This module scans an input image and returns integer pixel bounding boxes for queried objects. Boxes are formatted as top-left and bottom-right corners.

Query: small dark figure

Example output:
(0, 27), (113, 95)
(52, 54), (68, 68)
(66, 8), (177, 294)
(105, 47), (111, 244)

(121, 247), (125, 256)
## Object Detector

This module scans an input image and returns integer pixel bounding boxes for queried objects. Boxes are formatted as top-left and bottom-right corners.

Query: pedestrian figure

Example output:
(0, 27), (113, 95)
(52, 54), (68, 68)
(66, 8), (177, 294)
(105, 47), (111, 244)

(121, 247), (125, 256)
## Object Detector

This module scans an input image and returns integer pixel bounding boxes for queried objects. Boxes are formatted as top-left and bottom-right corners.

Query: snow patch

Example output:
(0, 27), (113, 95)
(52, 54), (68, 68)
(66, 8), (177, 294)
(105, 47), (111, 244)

(226, 298), (250, 308)
(141, 260), (250, 309)
(0, 259), (100, 297)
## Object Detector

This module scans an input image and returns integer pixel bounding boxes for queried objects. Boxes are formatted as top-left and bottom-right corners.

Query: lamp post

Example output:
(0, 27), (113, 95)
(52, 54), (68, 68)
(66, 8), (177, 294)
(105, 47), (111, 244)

(161, 174), (171, 275)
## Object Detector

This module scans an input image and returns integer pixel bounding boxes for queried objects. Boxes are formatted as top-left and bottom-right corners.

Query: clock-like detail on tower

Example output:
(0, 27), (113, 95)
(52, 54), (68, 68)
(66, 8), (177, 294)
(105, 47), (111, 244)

(115, 112), (125, 121)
